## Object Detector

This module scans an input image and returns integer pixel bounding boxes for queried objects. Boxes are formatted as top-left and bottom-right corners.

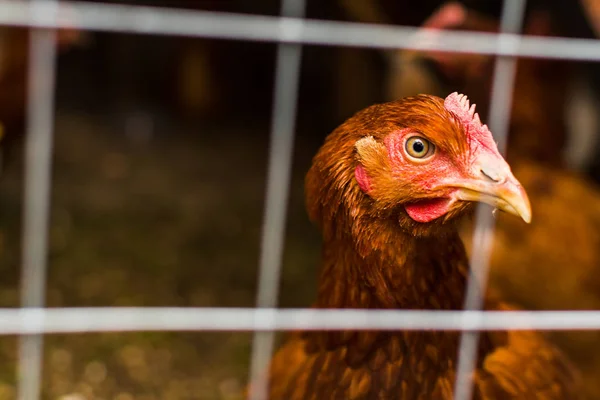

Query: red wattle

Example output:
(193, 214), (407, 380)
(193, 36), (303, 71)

(405, 198), (452, 223)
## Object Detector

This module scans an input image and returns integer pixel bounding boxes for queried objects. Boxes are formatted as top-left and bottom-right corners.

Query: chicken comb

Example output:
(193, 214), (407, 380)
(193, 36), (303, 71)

(443, 92), (498, 151)
(443, 92), (487, 135)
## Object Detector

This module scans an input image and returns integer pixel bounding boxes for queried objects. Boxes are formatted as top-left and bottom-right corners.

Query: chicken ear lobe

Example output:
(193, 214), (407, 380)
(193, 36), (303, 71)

(355, 136), (387, 165)
(355, 136), (390, 183)
(354, 136), (398, 203)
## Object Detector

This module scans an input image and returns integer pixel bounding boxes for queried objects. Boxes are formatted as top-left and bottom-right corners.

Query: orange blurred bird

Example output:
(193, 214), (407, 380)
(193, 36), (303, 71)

(249, 93), (581, 399)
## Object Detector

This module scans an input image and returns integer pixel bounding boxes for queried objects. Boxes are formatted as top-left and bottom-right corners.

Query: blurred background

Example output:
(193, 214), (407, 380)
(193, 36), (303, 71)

(1, 0), (600, 399)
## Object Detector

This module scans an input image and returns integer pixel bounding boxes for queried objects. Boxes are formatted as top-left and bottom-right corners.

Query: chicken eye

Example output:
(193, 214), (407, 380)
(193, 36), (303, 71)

(405, 136), (434, 159)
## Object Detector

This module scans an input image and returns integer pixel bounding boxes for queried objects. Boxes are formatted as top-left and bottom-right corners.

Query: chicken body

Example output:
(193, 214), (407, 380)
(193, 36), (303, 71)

(267, 237), (577, 399)
(253, 94), (581, 399)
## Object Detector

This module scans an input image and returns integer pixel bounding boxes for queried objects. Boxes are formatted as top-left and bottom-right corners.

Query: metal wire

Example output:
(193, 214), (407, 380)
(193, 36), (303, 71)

(4, 0), (600, 398)
(1, 308), (600, 334)
(453, 1), (527, 399)
(248, 0), (306, 398)
(0, 1), (598, 60)
(17, 1), (59, 399)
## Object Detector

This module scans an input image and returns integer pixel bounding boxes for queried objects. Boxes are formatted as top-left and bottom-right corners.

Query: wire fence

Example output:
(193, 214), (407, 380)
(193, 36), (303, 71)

(6, 0), (600, 399)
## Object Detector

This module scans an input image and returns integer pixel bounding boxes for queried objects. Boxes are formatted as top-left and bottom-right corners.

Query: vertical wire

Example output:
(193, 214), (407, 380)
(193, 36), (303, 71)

(452, 1), (527, 400)
(17, 1), (58, 399)
(247, 1), (306, 399)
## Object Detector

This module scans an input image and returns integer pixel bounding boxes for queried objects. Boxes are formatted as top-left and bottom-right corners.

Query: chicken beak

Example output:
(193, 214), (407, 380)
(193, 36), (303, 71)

(450, 160), (532, 223)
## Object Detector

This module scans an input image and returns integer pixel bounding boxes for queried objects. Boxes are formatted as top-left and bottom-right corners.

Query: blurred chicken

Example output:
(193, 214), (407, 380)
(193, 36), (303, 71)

(462, 160), (600, 399)
(386, 2), (571, 167)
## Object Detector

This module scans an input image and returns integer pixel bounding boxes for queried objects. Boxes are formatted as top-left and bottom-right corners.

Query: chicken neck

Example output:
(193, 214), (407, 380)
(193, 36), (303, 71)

(315, 227), (469, 310)
(305, 226), (477, 371)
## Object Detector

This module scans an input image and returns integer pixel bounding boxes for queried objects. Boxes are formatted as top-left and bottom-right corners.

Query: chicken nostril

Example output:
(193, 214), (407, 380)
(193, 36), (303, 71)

(480, 169), (501, 183)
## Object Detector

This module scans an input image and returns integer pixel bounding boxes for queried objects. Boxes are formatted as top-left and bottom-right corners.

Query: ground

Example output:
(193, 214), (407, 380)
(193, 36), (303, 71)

(0, 109), (322, 400)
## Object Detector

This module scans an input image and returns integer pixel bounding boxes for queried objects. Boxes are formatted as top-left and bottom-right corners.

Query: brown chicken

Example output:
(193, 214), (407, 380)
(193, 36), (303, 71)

(249, 93), (582, 399)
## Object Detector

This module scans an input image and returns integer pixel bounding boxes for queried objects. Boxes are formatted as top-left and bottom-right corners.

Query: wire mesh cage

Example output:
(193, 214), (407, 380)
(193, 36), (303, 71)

(3, 0), (600, 399)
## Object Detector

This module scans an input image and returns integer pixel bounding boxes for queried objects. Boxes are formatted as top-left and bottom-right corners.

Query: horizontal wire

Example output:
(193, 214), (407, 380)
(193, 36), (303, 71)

(0, 1), (598, 60)
(0, 308), (598, 334)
